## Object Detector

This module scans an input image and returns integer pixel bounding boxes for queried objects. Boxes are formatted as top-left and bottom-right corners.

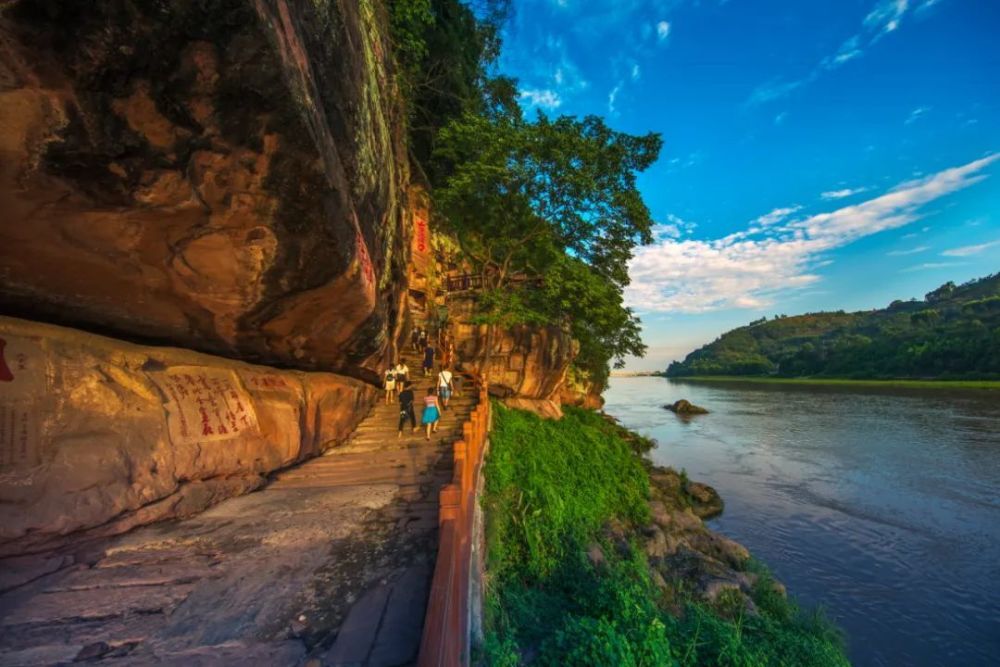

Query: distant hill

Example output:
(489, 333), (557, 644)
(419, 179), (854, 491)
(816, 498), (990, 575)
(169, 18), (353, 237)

(666, 273), (1000, 380)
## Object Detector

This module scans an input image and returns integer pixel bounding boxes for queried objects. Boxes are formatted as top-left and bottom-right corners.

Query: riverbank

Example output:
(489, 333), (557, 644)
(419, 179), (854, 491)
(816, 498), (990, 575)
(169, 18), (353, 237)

(670, 376), (1000, 390)
(481, 404), (848, 665)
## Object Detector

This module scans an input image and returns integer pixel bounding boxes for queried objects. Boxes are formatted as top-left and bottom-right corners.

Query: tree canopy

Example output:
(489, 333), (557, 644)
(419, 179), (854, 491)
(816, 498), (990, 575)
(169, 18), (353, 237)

(432, 111), (660, 382)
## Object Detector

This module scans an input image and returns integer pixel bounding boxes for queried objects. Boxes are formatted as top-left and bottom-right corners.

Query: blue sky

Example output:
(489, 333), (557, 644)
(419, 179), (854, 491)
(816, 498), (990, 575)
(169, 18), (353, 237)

(496, 0), (1000, 369)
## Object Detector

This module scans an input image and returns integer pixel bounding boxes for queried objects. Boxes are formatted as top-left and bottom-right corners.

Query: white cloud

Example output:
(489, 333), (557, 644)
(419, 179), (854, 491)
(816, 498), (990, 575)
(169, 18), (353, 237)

(941, 239), (1000, 257)
(519, 88), (562, 110)
(654, 214), (698, 239)
(901, 262), (964, 273)
(887, 245), (929, 256)
(747, 0), (928, 106)
(653, 223), (682, 239)
(774, 112), (788, 125)
(631, 64), (641, 81)
(656, 21), (671, 41)
(625, 154), (998, 313)
(821, 36), (863, 69)
(666, 150), (706, 171)
(607, 85), (621, 115)
(821, 187), (870, 200)
(865, 0), (910, 34)
(510, 32), (588, 113)
(753, 206), (802, 227)
(746, 78), (805, 107)
(905, 106), (930, 125)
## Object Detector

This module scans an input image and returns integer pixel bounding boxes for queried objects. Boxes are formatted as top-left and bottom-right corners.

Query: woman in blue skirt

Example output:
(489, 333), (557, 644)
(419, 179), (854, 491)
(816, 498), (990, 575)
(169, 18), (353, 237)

(421, 387), (440, 440)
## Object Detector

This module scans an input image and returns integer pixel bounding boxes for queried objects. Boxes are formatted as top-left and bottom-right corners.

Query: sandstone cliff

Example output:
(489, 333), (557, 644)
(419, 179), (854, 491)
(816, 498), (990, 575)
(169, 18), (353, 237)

(413, 231), (587, 407)
(448, 294), (576, 400)
(0, 0), (409, 381)
(0, 316), (376, 556)
(0, 0), (599, 557)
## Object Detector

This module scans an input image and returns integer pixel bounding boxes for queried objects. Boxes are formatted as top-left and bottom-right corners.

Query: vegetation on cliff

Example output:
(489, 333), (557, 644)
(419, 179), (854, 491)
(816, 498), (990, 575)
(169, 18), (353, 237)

(667, 273), (1000, 380)
(388, 1), (659, 389)
(482, 405), (848, 666)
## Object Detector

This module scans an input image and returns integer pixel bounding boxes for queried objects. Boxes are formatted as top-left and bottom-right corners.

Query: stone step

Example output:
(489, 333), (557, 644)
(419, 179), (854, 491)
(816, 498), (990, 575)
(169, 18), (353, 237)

(353, 420), (468, 433)
(0, 583), (197, 627)
(357, 414), (473, 429)
(270, 470), (439, 486)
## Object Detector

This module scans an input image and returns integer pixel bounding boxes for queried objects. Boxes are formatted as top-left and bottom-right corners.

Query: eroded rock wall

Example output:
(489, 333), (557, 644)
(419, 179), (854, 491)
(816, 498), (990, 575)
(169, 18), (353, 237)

(0, 0), (409, 380)
(560, 365), (605, 410)
(0, 316), (376, 557)
(447, 294), (576, 401)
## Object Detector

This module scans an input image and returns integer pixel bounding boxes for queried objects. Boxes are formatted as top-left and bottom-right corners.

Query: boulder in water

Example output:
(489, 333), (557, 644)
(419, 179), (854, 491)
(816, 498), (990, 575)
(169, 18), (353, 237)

(664, 399), (709, 415)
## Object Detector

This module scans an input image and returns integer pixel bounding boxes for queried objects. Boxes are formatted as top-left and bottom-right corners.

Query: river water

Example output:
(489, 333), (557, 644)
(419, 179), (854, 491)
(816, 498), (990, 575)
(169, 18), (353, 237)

(602, 376), (1000, 667)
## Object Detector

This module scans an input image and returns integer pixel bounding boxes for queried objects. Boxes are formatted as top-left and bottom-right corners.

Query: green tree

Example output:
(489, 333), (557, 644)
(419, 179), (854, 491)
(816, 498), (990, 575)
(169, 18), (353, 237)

(433, 110), (661, 380)
(388, 0), (512, 185)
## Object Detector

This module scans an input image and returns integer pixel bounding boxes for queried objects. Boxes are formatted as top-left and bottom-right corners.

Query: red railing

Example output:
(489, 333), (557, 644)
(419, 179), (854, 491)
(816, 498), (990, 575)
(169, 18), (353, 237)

(418, 376), (492, 667)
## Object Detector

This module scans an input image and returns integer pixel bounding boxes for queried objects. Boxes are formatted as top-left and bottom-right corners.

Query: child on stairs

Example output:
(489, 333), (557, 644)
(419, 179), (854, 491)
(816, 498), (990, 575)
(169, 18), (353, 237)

(421, 387), (440, 440)
(397, 381), (417, 437)
(383, 366), (396, 405)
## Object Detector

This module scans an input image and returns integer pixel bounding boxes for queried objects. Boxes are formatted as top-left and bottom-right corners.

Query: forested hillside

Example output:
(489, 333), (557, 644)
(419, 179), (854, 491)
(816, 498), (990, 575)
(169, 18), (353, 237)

(667, 274), (1000, 379)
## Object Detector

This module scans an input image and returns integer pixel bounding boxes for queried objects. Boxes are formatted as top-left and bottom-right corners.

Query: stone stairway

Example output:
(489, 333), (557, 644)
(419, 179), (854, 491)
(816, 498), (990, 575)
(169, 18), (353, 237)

(0, 351), (477, 666)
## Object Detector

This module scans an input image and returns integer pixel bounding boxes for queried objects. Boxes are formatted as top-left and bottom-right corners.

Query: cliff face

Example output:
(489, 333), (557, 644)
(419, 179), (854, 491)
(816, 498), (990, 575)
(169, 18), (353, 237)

(0, 0), (413, 554)
(0, 0), (409, 380)
(0, 316), (375, 556)
(447, 293), (577, 401)
(559, 365), (605, 410)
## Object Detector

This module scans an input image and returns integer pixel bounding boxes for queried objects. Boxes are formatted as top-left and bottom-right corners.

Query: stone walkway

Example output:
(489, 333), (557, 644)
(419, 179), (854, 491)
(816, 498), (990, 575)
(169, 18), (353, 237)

(0, 350), (474, 666)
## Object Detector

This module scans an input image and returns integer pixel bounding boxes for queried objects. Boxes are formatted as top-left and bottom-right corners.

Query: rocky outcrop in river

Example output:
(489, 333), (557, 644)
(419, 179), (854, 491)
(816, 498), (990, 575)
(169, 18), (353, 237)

(594, 466), (772, 615)
(665, 399), (710, 415)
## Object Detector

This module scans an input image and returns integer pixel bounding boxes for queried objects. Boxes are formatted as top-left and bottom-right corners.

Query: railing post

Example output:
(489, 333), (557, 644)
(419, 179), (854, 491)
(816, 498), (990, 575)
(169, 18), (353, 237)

(469, 412), (479, 456)
(439, 484), (461, 524)
(419, 373), (492, 667)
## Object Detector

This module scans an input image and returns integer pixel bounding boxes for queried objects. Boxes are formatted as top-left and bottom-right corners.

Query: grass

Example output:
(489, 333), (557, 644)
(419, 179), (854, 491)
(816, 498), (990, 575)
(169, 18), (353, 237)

(481, 404), (849, 666)
(672, 375), (1000, 390)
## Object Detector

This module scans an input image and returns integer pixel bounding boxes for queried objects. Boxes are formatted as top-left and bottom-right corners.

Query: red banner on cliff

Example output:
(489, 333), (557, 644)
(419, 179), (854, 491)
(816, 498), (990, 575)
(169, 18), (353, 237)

(411, 212), (432, 278)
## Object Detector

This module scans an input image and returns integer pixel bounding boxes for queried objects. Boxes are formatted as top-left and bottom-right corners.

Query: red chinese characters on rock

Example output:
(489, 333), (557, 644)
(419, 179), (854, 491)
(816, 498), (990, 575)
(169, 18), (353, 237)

(414, 215), (429, 254)
(356, 232), (375, 289)
(0, 338), (14, 383)
(152, 368), (259, 445)
(0, 405), (36, 469)
(0, 335), (44, 470)
(243, 373), (290, 391)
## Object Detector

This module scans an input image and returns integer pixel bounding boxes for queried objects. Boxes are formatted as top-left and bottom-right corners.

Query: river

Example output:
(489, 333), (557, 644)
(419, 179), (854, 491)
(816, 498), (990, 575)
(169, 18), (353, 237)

(602, 376), (1000, 667)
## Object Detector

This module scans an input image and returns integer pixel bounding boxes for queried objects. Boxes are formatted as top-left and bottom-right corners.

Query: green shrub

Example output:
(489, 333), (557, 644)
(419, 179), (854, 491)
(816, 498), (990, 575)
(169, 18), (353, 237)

(485, 405), (650, 580)
(482, 405), (848, 666)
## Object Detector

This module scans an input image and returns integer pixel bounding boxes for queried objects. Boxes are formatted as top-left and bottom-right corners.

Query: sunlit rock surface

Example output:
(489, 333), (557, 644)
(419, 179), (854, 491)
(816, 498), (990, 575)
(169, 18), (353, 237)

(448, 294), (576, 400)
(0, 317), (375, 556)
(0, 0), (409, 379)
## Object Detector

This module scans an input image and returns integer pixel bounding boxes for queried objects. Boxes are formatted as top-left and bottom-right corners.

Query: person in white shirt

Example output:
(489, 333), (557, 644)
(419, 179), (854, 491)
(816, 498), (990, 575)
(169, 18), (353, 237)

(437, 367), (454, 410)
(394, 360), (409, 385)
(383, 367), (396, 405)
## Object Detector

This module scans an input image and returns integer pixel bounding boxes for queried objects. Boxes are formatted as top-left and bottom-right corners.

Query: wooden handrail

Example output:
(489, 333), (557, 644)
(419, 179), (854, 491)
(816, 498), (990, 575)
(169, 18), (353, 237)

(418, 375), (492, 667)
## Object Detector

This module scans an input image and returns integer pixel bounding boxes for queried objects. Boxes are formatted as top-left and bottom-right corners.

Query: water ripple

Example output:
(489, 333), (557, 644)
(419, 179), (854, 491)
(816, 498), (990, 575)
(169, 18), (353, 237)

(604, 377), (1000, 667)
